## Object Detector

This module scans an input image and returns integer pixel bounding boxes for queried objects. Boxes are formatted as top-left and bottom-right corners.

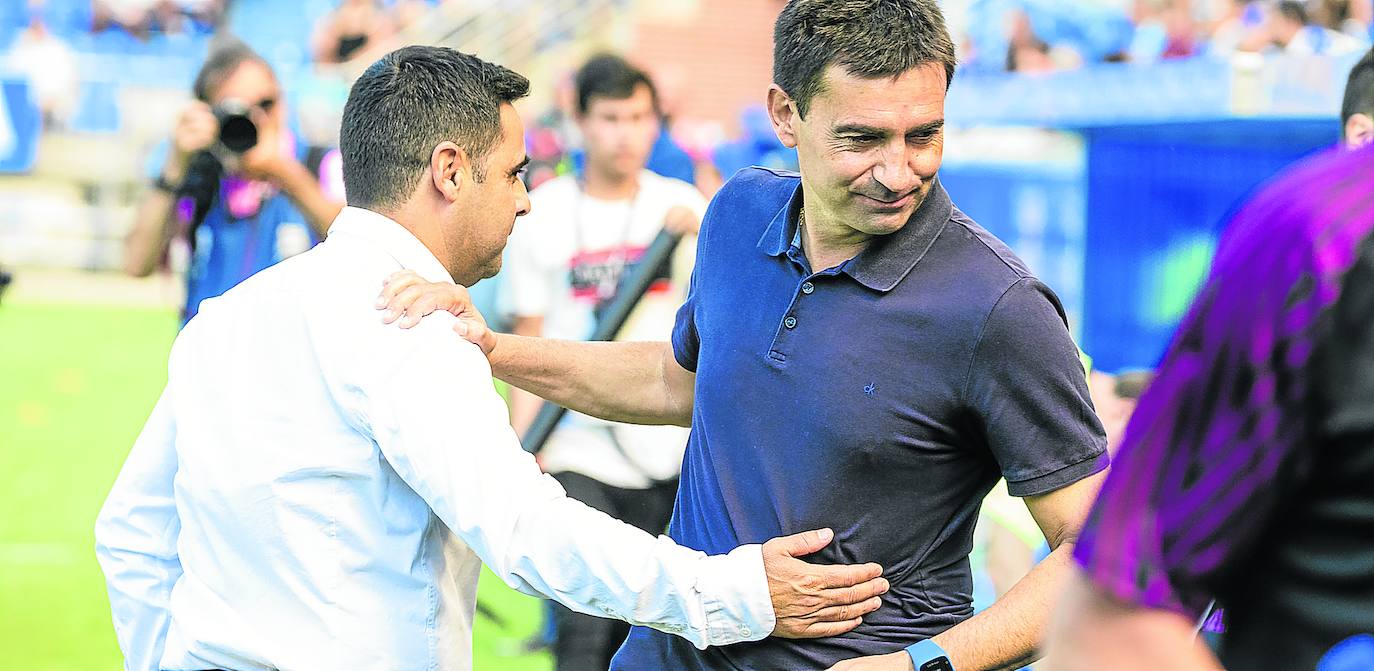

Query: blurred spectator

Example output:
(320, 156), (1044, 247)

(1006, 8), (1060, 72)
(1311, 0), (1374, 39)
(1208, 0), (1272, 54)
(123, 38), (343, 323)
(966, 0), (1134, 72)
(1133, 0), (1201, 63)
(4, 5), (79, 128)
(1343, 47), (1374, 148)
(1159, 0), (1201, 59)
(92, 0), (224, 38)
(1268, 0), (1368, 55)
(311, 0), (393, 65)
(967, 0), (1370, 71)
(501, 53), (704, 671)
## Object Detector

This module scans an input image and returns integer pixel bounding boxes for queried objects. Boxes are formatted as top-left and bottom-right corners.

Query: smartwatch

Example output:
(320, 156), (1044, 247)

(905, 639), (954, 671)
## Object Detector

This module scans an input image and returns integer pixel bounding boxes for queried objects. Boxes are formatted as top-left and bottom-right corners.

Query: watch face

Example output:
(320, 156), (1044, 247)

(919, 659), (954, 671)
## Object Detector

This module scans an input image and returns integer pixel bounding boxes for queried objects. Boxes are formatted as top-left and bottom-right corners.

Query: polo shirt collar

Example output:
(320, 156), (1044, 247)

(756, 177), (954, 293)
(327, 206), (456, 285)
(757, 180), (803, 258)
(846, 178), (952, 292)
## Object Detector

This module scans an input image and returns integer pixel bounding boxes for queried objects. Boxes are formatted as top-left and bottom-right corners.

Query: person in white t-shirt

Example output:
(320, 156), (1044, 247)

(501, 53), (705, 671)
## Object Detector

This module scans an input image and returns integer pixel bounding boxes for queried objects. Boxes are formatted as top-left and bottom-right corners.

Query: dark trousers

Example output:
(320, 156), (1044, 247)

(551, 471), (679, 671)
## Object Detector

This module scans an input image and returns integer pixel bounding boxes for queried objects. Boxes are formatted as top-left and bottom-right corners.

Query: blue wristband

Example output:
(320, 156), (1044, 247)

(905, 639), (954, 671)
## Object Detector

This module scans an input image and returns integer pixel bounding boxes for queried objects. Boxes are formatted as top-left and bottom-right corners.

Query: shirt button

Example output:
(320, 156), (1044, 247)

(740, 626), (752, 637)
(784, 316), (797, 329)
(801, 282), (815, 295)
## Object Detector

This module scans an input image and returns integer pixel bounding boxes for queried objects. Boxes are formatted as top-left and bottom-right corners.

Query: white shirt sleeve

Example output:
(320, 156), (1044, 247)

(94, 390), (183, 671)
(362, 316), (775, 648)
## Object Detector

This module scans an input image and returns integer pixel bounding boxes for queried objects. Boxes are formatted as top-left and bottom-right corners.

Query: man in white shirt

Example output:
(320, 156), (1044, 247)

(94, 46), (890, 671)
(501, 54), (704, 671)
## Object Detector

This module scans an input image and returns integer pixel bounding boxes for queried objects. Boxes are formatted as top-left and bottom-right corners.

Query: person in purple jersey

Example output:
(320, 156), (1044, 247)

(1049, 145), (1374, 670)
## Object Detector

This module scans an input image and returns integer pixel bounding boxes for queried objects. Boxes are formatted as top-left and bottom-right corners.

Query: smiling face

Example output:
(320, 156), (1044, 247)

(774, 62), (947, 240)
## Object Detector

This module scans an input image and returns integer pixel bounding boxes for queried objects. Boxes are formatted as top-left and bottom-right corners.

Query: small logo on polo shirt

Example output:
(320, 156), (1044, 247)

(864, 382), (877, 397)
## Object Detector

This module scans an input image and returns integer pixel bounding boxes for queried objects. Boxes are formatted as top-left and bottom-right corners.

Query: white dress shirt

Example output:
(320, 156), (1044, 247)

(94, 207), (774, 671)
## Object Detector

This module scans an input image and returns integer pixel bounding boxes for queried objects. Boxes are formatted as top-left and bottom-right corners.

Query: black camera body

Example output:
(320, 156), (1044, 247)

(212, 100), (259, 153)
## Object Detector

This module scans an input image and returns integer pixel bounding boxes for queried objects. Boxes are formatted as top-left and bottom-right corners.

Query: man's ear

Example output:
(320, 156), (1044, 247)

(430, 141), (471, 202)
(1346, 113), (1374, 150)
(767, 85), (801, 150)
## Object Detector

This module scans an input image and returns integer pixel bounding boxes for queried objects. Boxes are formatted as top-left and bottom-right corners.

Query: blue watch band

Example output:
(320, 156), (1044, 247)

(905, 639), (954, 671)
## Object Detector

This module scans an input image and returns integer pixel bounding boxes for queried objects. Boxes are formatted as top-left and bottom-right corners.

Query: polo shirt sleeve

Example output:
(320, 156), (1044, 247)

(962, 278), (1108, 497)
(670, 250), (703, 373)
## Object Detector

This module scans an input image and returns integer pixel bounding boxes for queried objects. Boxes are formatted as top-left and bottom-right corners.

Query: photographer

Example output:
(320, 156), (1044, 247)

(124, 39), (343, 323)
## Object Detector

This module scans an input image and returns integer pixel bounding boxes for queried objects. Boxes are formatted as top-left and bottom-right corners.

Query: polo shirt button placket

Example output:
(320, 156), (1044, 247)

(801, 281), (815, 295)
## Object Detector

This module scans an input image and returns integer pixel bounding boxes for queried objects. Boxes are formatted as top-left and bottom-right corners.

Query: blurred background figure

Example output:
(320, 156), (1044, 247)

(311, 0), (394, 65)
(4, 3), (79, 128)
(91, 0), (225, 39)
(1267, 0), (1367, 55)
(500, 53), (705, 671)
(122, 38), (343, 324)
(1311, 0), (1374, 40)
(1207, 0), (1272, 54)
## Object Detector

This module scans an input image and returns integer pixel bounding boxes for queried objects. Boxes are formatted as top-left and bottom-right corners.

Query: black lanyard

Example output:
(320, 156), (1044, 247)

(570, 180), (642, 314)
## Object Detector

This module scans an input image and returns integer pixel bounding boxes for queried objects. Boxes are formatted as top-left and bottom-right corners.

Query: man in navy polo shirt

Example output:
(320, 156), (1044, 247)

(379, 1), (1108, 668)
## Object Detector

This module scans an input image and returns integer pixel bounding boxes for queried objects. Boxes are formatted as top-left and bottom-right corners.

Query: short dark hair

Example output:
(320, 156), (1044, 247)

(1276, 0), (1309, 25)
(192, 37), (271, 103)
(574, 53), (658, 116)
(339, 46), (530, 210)
(773, 0), (957, 118)
(1342, 47), (1374, 125)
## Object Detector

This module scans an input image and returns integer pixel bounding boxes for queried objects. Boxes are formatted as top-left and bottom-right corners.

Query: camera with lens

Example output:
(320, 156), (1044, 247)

(212, 99), (259, 154)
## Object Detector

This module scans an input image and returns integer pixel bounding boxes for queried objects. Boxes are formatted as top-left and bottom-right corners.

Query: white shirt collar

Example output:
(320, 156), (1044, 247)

(328, 206), (456, 285)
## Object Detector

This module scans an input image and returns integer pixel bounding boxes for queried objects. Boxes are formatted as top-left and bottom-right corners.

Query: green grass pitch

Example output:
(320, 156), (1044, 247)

(0, 301), (551, 670)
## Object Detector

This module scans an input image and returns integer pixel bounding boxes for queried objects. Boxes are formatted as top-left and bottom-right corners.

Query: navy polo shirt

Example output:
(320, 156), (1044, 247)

(611, 167), (1108, 670)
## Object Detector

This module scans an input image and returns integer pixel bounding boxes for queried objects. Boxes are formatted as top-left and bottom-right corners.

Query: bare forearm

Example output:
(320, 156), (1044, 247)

(1045, 573), (1223, 671)
(488, 335), (692, 427)
(125, 191), (180, 277)
(931, 543), (1077, 671)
